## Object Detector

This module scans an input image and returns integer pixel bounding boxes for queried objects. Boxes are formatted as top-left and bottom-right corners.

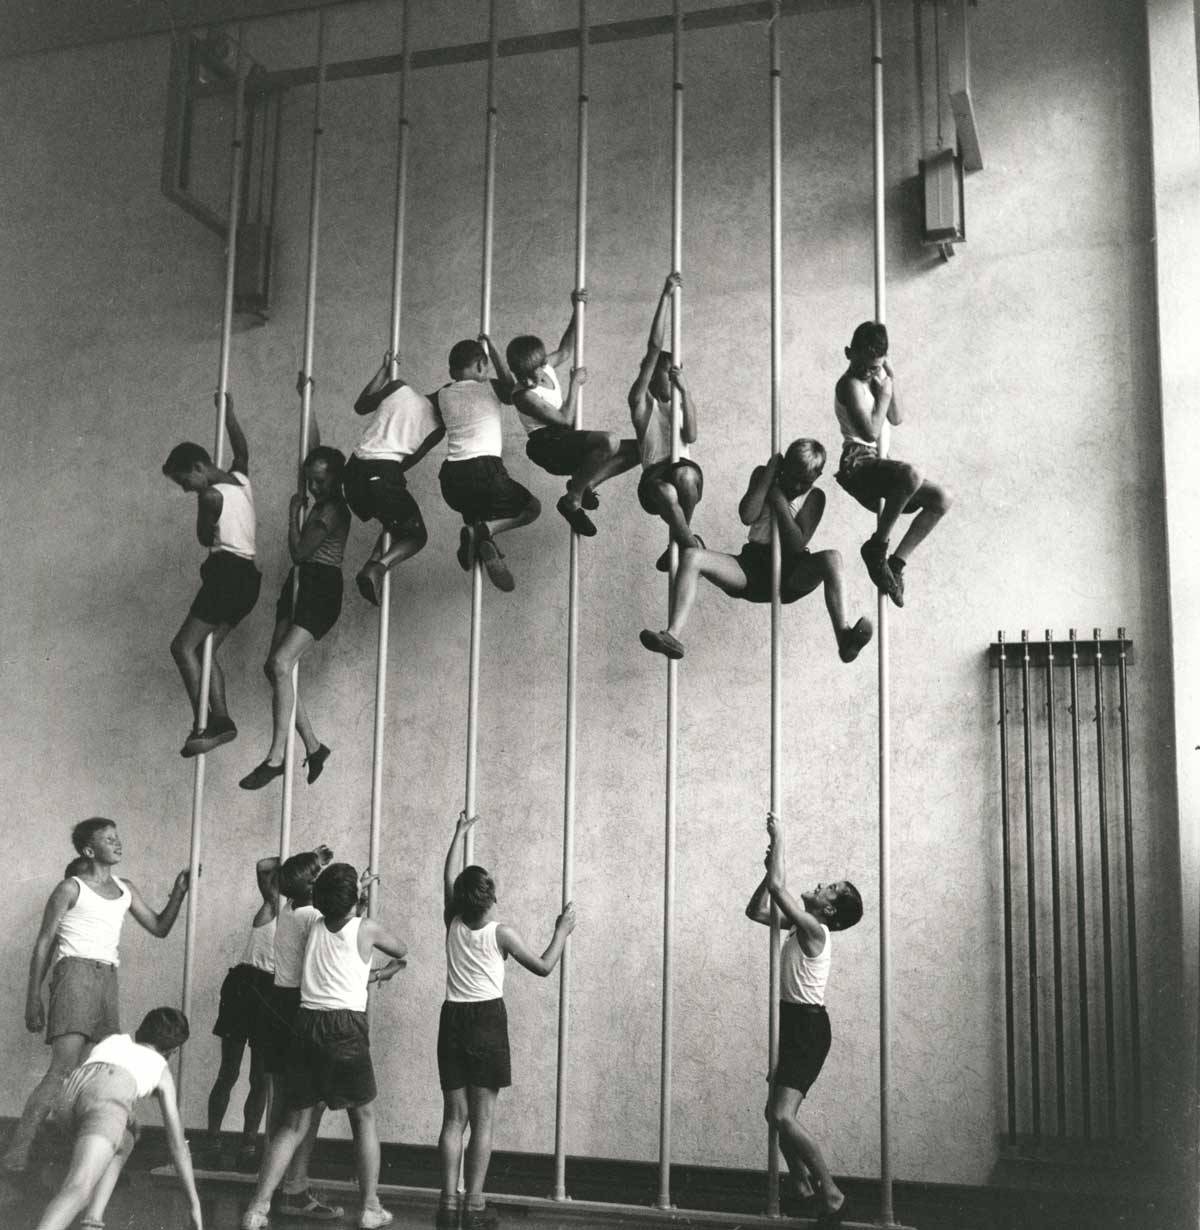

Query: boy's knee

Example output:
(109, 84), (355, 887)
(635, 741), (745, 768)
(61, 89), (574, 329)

(653, 482), (679, 511)
(601, 431), (622, 457)
(266, 654), (289, 683)
(525, 496), (542, 522)
(933, 484), (953, 514)
(817, 548), (842, 575)
(348, 1102), (375, 1125)
(262, 658), (273, 682)
(896, 462), (921, 492)
(170, 633), (188, 662)
(675, 467), (702, 501)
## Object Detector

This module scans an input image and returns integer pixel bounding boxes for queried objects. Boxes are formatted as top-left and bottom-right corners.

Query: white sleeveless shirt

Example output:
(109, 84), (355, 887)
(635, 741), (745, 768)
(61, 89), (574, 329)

(640, 397), (690, 470)
(780, 924), (831, 1006)
(85, 1033), (167, 1098)
(212, 471), (257, 559)
(437, 380), (504, 461)
(747, 493), (804, 545)
(355, 383), (442, 461)
(445, 917), (505, 1002)
(834, 389), (875, 449)
(301, 916), (372, 1013)
(241, 917), (277, 973)
(57, 876), (131, 966)
(273, 903), (319, 989)
(515, 366), (563, 435)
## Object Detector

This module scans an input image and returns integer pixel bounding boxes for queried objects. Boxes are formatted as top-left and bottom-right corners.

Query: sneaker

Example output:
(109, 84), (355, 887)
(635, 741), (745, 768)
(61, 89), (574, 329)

(556, 493), (597, 537)
(474, 526), (514, 593)
(435, 1204), (461, 1229)
(461, 1205), (500, 1230)
(860, 537), (900, 603)
(238, 760), (285, 791)
(887, 554), (906, 608)
(639, 629), (685, 660)
(456, 526), (472, 571)
(305, 744), (331, 785)
(278, 1189), (344, 1221)
(359, 1206), (394, 1229)
(356, 562), (386, 606)
(184, 717), (238, 757)
(838, 616), (874, 664)
(241, 1206), (270, 1230)
(655, 533), (704, 573)
(581, 488), (599, 511)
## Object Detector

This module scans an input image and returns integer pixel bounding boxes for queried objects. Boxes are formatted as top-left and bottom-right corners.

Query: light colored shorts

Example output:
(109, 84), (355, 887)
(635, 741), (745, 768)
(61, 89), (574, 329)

(46, 957), (120, 1044)
(51, 1062), (139, 1151)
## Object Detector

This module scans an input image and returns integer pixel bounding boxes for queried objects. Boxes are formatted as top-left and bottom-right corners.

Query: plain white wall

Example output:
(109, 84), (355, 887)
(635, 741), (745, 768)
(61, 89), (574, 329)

(0, 0), (1181, 1189)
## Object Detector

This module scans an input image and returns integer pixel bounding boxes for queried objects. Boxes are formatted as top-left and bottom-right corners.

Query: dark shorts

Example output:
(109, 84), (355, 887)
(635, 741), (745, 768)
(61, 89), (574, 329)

(189, 551), (262, 629)
(284, 1007), (376, 1110)
(835, 443), (920, 514)
(275, 563), (344, 641)
(775, 1003), (831, 1096)
(213, 964), (275, 1046)
(525, 428), (591, 477)
(437, 998), (511, 1092)
(344, 455), (426, 537)
(260, 984), (302, 1075)
(46, 957), (120, 1044)
(50, 1063), (139, 1151)
(733, 541), (825, 605)
(439, 457), (534, 525)
(637, 458), (704, 515)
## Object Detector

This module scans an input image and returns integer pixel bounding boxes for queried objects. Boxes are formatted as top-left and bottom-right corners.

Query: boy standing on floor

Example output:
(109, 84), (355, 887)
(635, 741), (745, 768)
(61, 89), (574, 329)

(347, 354), (446, 606)
(506, 290), (639, 537)
(163, 392), (262, 757)
(628, 273), (703, 570)
(241, 863), (407, 1230)
(33, 1008), (203, 1230)
(434, 337), (540, 593)
(745, 814), (862, 1225)
(833, 322), (952, 606)
(4, 819), (189, 1179)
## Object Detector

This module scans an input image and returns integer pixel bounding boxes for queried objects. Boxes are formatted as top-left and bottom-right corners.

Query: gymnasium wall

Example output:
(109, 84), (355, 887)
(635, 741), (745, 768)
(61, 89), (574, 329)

(0, 0), (1181, 1189)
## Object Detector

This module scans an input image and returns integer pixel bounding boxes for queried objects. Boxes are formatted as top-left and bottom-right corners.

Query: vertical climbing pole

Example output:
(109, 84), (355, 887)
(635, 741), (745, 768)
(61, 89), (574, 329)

(465, 0), (499, 869)
(280, 9), (327, 863)
(657, 0), (684, 1211)
(369, 0), (412, 924)
(765, 0), (784, 1218)
(553, 0), (587, 1203)
(870, 0), (896, 1223)
(179, 32), (247, 1103)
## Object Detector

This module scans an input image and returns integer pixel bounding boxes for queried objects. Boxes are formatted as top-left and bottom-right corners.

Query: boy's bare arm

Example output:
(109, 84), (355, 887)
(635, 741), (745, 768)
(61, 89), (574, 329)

(512, 387), (572, 430)
(671, 365), (698, 445)
(126, 871), (190, 938)
(480, 333), (515, 389)
(883, 358), (902, 424)
(256, 857), (280, 905)
(195, 486), (222, 547)
(155, 1070), (203, 1229)
(774, 486), (824, 553)
(354, 354), (397, 415)
(25, 880), (79, 1031)
(738, 457), (778, 525)
(745, 872), (773, 926)
(221, 394), (250, 474)
(443, 812), (476, 927)
(838, 374), (891, 442)
(627, 273), (679, 415)
(496, 902), (576, 977)
(398, 423), (447, 473)
(765, 817), (823, 942)
(547, 290), (586, 368)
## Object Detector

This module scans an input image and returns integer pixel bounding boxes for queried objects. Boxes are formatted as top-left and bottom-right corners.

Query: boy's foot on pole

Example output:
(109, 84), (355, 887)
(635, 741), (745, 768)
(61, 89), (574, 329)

(456, 526), (472, 571)
(556, 493), (597, 537)
(474, 524), (514, 592)
(655, 533), (704, 573)
(887, 553), (906, 607)
(356, 561), (386, 606)
(838, 616), (874, 663)
(860, 536), (900, 604)
(640, 628), (685, 659)
(278, 1188), (344, 1221)
(304, 743), (331, 784)
(239, 759), (285, 791)
(183, 717), (237, 758)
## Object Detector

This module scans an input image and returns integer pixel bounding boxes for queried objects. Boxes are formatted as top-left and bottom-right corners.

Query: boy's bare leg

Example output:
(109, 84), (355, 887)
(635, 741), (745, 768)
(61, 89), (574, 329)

(767, 1086), (843, 1215)
(482, 497), (541, 542)
(347, 1103), (383, 1214)
(867, 461), (922, 546)
(171, 616), (233, 728)
(4, 1034), (87, 1172)
(32, 1133), (116, 1230)
(207, 1035), (248, 1142)
(280, 1102), (325, 1195)
(651, 481), (701, 551)
(665, 549), (747, 638)
(809, 550), (872, 662)
(79, 1126), (134, 1227)
(266, 625), (318, 764)
(565, 435), (639, 505)
(438, 1090), (469, 1200)
(246, 1105), (312, 1215)
(891, 479), (952, 562)
(241, 1049), (269, 1154)
(463, 1086), (498, 1205)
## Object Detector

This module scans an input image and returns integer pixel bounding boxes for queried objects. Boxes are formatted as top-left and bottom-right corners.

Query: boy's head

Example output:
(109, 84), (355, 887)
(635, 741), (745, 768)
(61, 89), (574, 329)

(505, 335), (547, 385)
(162, 442), (212, 492)
(452, 864), (497, 925)
(779, 438), (826, 496)
(71, 818), (121, 863)
(803, 880), (863, 932)
(303, 445), (346, 503)
(312, 862), (359, 919)
(845, 321), (888, 381)
(279, 849), (325, 902)
(449, 339), (488, 381)
(135, 1006), (190, 1056)
(649, 351), (674, 403)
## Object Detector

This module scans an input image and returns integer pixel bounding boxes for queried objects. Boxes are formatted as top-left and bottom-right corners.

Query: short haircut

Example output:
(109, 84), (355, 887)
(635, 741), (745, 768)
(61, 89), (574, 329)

(849, 321), (888, 358)
(304, 445), (346, 477)
(448, 339), (486, 376)
(135, 1006), (190, 1054)
(64, 856), (91, 879)
(505, 335), (546, 382)
(162, 442), (211, 475)
(279, 850), (324, 902)
(783, 438), (826, 485)
(71, 818), (116, 855)
(452, 865), (496, 925)
(312, 862), (360, 919)
(829, 882), (864, 931)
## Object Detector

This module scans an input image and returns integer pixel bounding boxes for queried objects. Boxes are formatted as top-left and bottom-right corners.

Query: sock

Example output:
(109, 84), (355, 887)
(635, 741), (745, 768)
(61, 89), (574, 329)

(466, 1195), (486, 1211)
(440, 1195), (461, 1210)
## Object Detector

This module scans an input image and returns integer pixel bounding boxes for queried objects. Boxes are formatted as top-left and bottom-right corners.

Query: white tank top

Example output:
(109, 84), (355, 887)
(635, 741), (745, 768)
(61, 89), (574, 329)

(354, 383), (442, 461)
(780, 924), (831, 1005)
(445, 917), (505, 1002)
(85, 1033), (168, 1098)
(301, 915), (372, 1012)
(747, 492), (804, 545)
(834, 389), (875, 448)
(56, 876), (131, 966)
(212, 472), (257, 559)
(516, 366), (563, 435)
(241, 917), (277, 973)
(273, 903), (320, 989)
(639, 397), (690, 470)
(437, 380), (504, 461)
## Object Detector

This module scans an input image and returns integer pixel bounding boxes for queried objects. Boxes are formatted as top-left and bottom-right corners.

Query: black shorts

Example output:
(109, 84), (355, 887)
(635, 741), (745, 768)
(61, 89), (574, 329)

(775, 1003), (831, 1096)
(260, 984), (302, 1075)
(437, 998), (511, 1092)
(275, 563), (343, 641)
(835, 443), (920, 514)
(189, 551), (262, 629)
(637, 459), (704, 515)
(284, 1007), (376, 1110)
(733, 542), (825, 605)
(344, 455), (426, 537)
(439, 457), (534, 525)
(525, 428), (591, 477)
(213, 964), (275, 1046)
